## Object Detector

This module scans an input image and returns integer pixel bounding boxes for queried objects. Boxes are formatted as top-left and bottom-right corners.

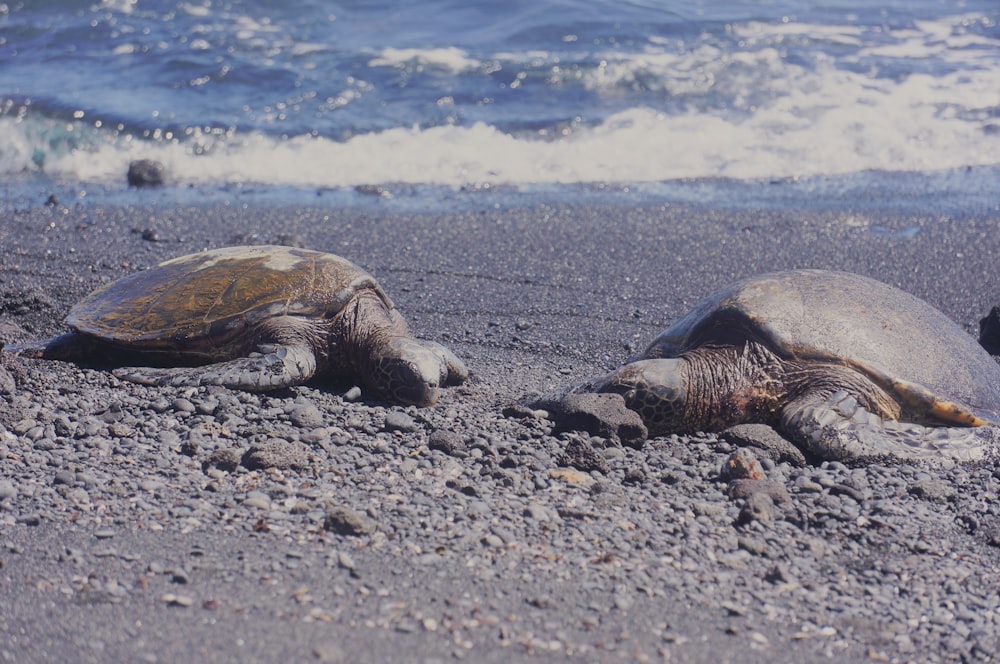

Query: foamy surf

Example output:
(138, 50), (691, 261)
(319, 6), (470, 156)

(1, 8), (997, 189)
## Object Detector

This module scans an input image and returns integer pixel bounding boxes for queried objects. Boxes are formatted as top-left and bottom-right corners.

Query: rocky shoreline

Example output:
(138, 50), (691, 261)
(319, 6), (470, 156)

(1, 196), (999, 662)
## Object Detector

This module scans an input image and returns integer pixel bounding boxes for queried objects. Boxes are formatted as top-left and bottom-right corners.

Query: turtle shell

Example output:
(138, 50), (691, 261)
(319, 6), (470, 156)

(67, 245), (391, 356)
(639, 269), (1000, 422)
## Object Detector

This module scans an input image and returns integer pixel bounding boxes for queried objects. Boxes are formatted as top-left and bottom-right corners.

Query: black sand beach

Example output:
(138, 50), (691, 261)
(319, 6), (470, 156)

(2, 189), (999, 662)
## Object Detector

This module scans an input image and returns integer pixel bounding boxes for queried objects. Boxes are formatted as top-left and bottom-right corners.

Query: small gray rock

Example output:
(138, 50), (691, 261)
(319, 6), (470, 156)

(53, 470), (76, 486)
(127, 159), (167, 187)
(720, 423), (807, 467)
(383, 411), (419, 433)
(428, 430), (467, 456)
(558, 437), (610, 474)
(324, 506), (376, 536)
(203, 448), (242, 472)
(728, 478), (792, 505)
(0, 480), (16, 501)
(907, 479), (956, 502)
(0, 364), (15, 395)
(289, 402), (325, 429)
(241, 438), (309, 471)
(739, 492), (778, 524)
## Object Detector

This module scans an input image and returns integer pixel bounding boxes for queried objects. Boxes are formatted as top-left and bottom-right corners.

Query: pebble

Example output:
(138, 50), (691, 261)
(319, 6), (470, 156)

(161, 593), (193, 607)
(53, 470), (76, 486)
(289, 401), (325, 429)
(241, 438), (309, 471)
(428, 430), (467, 456)
(243, 491), (272, 510)
(383, 412), (419, 433)
(324, 506), (376, 536)
(170, 398), (196, 414)
(558, 437), (610, 474)
(4, 291), (1000, 664)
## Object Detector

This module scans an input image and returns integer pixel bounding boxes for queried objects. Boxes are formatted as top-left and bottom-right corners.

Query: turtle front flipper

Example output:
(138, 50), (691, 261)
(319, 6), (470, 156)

(780, 390), (999, 465)
(421, 340), (469, 386)
(115, 343), (318, 392)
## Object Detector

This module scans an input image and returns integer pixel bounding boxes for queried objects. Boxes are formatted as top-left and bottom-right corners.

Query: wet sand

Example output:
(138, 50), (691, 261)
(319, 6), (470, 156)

(1, 193), (999, 662)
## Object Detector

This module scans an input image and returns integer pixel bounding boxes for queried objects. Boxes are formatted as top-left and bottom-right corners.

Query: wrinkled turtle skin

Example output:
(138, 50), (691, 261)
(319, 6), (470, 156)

(569, 269), (1000, 465)
(6, 246), (467, 406)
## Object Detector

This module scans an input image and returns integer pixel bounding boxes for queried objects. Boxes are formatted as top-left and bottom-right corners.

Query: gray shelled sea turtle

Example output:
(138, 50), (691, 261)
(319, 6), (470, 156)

(566, 269), (1000, 464)
(6, 245), (467, 406)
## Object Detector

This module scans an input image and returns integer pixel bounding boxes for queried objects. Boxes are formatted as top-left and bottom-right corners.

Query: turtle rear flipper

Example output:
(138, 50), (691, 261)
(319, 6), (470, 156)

(115, 343), (317, 392)
(780, 390), (999, 465)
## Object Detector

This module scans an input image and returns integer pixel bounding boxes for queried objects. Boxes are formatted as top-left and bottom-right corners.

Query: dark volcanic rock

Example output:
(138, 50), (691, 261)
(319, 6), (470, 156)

(728, 478), (792, 505)
(127, 159), (167, 187)
(203, 448), (242, 472)
(530, 392), (647, 448)
(324, 506), (377, 536)
(428, 429), (467, 456)
(720, 423), (807, 467)
(558, 437), (610, 474)
(241, 438), (310, 471)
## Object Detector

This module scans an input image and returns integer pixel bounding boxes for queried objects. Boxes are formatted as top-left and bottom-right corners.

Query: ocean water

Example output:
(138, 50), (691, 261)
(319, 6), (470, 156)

(0, 0), (998, 206)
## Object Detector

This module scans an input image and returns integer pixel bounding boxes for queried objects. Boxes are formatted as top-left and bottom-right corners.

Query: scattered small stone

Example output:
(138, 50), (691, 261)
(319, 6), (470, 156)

(548, 468), (594, 486)
(739, 492), (778, 524)
(383, 411), (419, 433)
(721, 448), (766, 481)
(764, 562), (797, 585)
(127, 159), (167, 187)
(140, 479), (166, 493)
(243, 491), (272, 510)
(558, 437), (610, 474)
(728, 479), (791, 505)
(161, 593), (193, 607)
(94, 529), (115, 540)
(324, 506), (376, 536)
(171, 398), (196, 414)
(53, 470), (76, 486)
(313, 643), (346, 663)
(428, 429), (467, 456)
(908, 479), (956, 502)
(0, 364), (15, 395)
(0, 481), (16, 501)
(738, 535), (771, 556)
(204, 448), (242, 472)
(720, 423), (807, 467)
(241, 438), (309, 471)
(289, 402), (325, 429)
(623, 468), (646, 484)
(343, 386), (363, 402)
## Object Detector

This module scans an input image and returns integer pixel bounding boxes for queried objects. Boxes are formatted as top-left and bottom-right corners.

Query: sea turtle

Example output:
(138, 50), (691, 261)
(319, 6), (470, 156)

(6, 245), (467, 406)
(566, 269), (1000, 464)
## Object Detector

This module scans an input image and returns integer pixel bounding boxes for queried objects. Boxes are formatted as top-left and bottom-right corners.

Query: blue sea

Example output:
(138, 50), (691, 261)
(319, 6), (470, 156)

(1, 0), (998, 209)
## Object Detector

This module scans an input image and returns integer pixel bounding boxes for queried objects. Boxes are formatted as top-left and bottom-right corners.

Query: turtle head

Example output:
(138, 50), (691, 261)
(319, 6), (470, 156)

(365, 337), (468, 407)
(588, 358), (689, 435)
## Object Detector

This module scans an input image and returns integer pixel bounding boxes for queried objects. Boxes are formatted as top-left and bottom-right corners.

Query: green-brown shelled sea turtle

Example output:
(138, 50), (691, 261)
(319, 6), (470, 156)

(571, 269), (1000, 464)
(7, 245), (467, 406)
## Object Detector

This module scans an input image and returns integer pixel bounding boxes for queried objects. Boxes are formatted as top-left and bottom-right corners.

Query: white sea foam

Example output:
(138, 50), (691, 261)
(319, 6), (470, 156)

(368, 47), (481, 73)
(3, 14), (997, 188)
